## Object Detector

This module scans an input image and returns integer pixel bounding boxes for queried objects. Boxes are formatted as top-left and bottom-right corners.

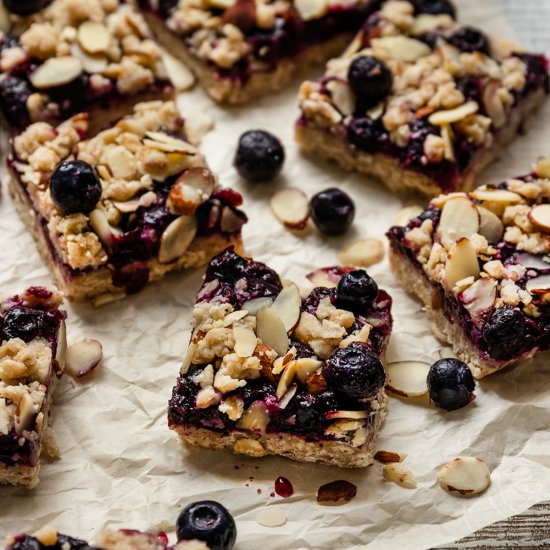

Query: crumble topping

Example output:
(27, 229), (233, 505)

(0, 381), (46, 435)
(0, 338), (52, 385)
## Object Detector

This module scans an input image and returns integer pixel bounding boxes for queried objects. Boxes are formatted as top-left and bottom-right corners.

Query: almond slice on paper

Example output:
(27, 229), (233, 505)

(386, 361), (430, 397)
(30, 56), (83, 89)
(65, 339), (103, 378)
(383, 463), (417, 489)
(533, 157), (550, 179)
(477, 206), (504, 243)
(470, 188), (523, 204)
(158, 215), (197, 264)
(270, 188), (310, 230)
(374, 450), (407, 464)
(256, 307), (289, 356)
(428, 101), (479, 126)
(256, 508), (287, 527)
(528, 204), (550, 232)
(271, 283), (301, 332)
(294, 0), (327, 20)
(338, 238), (385, 268)
(371, 35), (431, 62)
(444, 238), (480, 290)
(233, 323), (257, 358)
(437, 456), (491, 497)
(526, 274), (550, 295)
(438, 196), (480, 248)
(78, 21), (111, 55)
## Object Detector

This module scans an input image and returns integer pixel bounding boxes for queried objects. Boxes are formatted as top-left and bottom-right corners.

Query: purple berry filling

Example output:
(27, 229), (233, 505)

(7, 534), (93, 550)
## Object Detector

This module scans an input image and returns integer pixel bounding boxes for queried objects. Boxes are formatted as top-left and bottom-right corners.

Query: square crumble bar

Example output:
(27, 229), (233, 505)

(296, 0), (549, 197)
(168, 249), (392, 468)
(8, 100), (246, 304)
(387, 157), (550, 378)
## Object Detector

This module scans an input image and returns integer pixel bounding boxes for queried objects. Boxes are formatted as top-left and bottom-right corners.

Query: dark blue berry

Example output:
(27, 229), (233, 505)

(410, 0), (456, 17)
(427, 358), (475, 411)
(482, 306), (526, 360)
(1, 307), (45, 343)
(0, 76), (31, 127)
(347, 56), (392, 105)
(234, 130), (284, 182)
(303, 287), (334, 315)
(323, 342), (385, 399)
(3, 0), (47, 15)
(347, 116), (385, 153)
(335, 270), (378, 313)
(448, 27), (490, 54)
(310, 188), (355, 236)
(157, 0), (178, 16)
(176, 501), (237, 550)
(50, 160), (102, 215)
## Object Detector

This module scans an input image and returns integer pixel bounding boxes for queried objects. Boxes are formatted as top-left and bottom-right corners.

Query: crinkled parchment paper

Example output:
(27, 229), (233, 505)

(1, 1), (550, 547)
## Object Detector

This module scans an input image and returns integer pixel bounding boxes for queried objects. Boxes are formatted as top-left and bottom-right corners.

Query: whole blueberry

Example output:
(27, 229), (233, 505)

(347, 56), (393, 105)
(448, 26), (490, 54)
(347, 116), (385, 153)
(323, 342), (385, 399)
(410, 0), (456, 17)
(176, 500), (237, 550)
(0, 76), (32, 127)
(3, 0), (47, 15)
(427, 358), (475, 411)
(310, 188), (355, 236)
(1, 307), (45, 342)
(49, 160), (102, 215)
(482, 306), (526, 360)
(335, 270), (378, 313)
(234, 130), (285, 182)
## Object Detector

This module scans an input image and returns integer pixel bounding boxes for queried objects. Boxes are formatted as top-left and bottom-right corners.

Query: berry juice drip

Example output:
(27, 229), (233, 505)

(274, 476), (293, 498)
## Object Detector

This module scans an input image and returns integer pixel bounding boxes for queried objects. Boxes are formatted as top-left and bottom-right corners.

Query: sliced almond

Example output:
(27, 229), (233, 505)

(295, 357), (322, 383)
(167, 167), (215, 215)
(428, 101), (479, 126)
(477, 206), (504, 243)
(65, 339), (103, 378)
(437, 456), (491, 497)
(306, 268), (346, 288)
(233, 324), (257, 358)
(161, 51), (195, 91)
(30, 56), (83, 89)
(386, 361), (430, 398)
(526, 274), (550, 295)
(220, 207), (245, 234)
(237, 401), (270, 432)
(271, 283), (301, 332)
(294, 0), (328, 20)
(270, 188), (310, 230)
(326, 79), (354, 117)
(278, 384), (297, 409)
(383, 463), (417, 489)
(144, 131), (196, 154)
(233, 438), (266, 457)
(256, 508), (287, 528)
(276, 361), (296, 399)
(181, 343), (197, 374)
(56, 320), (67, 373)
(470, 188), (523, 204)
(208, 0), (236, 7)
(482, 80), (506, 128)
(444, 238), (480, 290)
(461, 278), (496, 323)
(338, 238), (385, 268)
(533, 157), (550, 179)
(516, 253), (550, 270)
(241, 297), (273, 316)
(441, 124), (455, 162)
(78, 21), (111, 55)
(70, 42), (108, 73)
(393, 206), (423, 227)
(158, 215), (197, 264)
(528, 204), (550, 233)
(374, 450), (407, 464)
(0, 1), (10, 34)
(14, 393), (35, 435)
(223, 310), (249, 327)
(89, 209), (121, 250)
(371, 35), (431, 62)
(438, 196), (480, 248)
(325, 410), (368, 420)
(412, 14), (454, 35)
(256, 307), (290, 356)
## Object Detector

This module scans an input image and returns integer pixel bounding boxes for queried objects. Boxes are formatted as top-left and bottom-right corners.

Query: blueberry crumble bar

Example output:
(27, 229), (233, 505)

(137, 0), (382, 104)
(387, 157), (550, 378)
(8, 100), (247, 304)
(296, 0), (549, 197)
(0, 286), (66, 488)
(0, 0), (173, 131)
(168, 249), (392, 467)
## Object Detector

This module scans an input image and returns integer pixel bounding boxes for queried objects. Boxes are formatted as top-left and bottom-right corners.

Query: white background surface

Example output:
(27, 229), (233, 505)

(1, 0), (550, 548)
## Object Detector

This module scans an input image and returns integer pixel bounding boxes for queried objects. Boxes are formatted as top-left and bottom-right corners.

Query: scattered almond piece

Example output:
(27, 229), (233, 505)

(470, 188), (523, 204)
(382, 463), (417, 489)
(528, 204), (550, 233)
(317, 480), (357, 504)
(437, 456), (491, 497)
(428, 101), (479, 126)
(256, 508), (287, 527)
(65, 339), (103, 378)
(374, 450), (407, 464)
(30, 56), (83, 89)
(386, 361), (430, 398)
(270, 188), (310, 230)
(338, 238), (385, 268)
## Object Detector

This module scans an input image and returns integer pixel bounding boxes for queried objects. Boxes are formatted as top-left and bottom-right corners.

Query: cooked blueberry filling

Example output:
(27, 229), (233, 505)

(8, 534), (93, 550)
(447, 26), (490, 55)
(0, 75), (33, 127)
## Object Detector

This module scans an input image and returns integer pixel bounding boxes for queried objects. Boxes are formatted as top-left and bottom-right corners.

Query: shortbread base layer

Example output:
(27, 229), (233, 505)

(9, 176), (244, 303)
(172, 394), (388, 468)
(388, 248), (540, 378)
(145, 14), (352, 104)
(296, 88), (547, 197)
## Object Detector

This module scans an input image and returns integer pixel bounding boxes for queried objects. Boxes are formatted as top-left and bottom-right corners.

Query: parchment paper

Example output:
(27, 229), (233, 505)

(1, 1), (550, 548)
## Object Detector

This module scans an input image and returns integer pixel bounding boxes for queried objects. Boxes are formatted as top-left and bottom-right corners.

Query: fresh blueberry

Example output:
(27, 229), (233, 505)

(347, 56), (393, 105)
(335, 270), (378, 314)
(410, 0), (456, 17)
(427, 358), (475, 411)
(482, 306), (526, 360)
(310, 188), (355, 236)
(234, 130), (285, 182)
(1, 307), (45, 343)
(49, 160), (102, 215)
(323, 343), (385, 399)
(448, 26), (490, 54)
(347, 116), (386, 153)
(0, 76), (32, 127)
(3, 0), (47, 15)
(176, 500), (237, 550)
(157, 0), (179, 16)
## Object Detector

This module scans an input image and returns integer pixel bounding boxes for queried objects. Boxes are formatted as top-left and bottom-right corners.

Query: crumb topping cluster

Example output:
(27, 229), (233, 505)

(11, 101), (207, 271)
(299, 0), (543, 166)
(397, 158), (550, 319)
